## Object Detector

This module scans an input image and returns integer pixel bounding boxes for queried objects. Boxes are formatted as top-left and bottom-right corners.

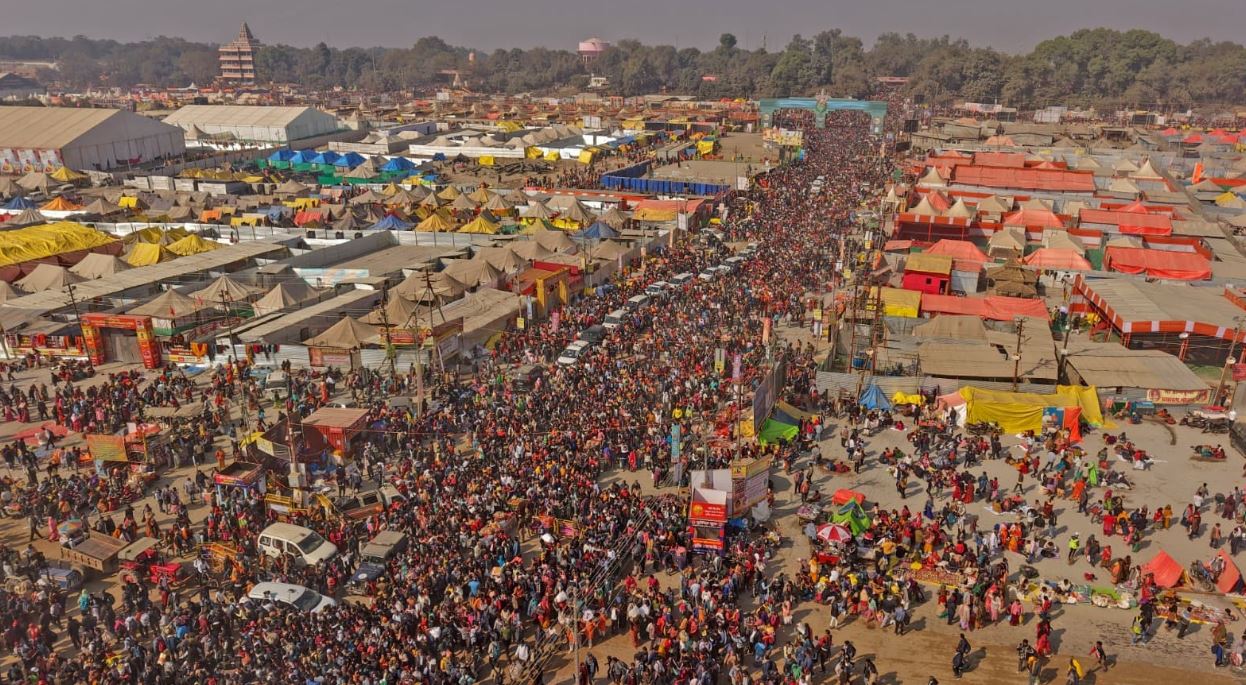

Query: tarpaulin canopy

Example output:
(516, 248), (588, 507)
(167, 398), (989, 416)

(381, 157), (416, 172)
(0, 221), (117, 267)
(15, 263), (83, 292)
(925, 239), (988, 263)
(69, 253), (131, 279)
(958, 385), (1105, 433)
(252, 281), (322, 316)
(165, 234), (222, 257)
(458, 215), (500, 235)
(333, 152), (365, 168)
(920, 293), (1050, 321)
(1216, 549), (1242, 594)
(757, 418), (799, 445)
(124, 242), (177, 266)
(859, 384), (892, 411)
(304, 316), (381, 348)
(830, 502), (872, 536)
(575, 221), (619, 240)
(368, 214), (414, 231)
(2, 196), (37, 210)
(869, 286), (921, 318)
(1103, 247), (1211, 281)
(1141, 550), (1184, 588)
(1022, 248), (1092, 271)
(831, 489), (865, 506)
(129, 288), (208, 318)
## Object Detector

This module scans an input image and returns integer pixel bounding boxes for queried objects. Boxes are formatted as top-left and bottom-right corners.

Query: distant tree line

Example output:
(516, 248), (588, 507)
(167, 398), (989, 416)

(3, 28), (1245, 109)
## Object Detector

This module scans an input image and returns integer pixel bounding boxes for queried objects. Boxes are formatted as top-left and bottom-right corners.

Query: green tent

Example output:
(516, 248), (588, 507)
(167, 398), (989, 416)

(830, 501), (872, 536)
(757, 418), (799, 445)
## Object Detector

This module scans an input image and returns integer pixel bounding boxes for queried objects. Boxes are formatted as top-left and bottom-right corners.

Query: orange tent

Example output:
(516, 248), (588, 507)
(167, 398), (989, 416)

(1023, 248), (1092, 271)
(1216, 549), (1242, 594)
(831, 489), (866, 506)
(1142, 550), (1184, 588)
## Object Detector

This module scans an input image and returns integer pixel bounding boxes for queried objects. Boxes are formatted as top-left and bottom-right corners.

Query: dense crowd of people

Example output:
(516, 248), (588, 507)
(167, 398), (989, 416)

(0, 107), (892, 684)
(0, 90), (1242, 685)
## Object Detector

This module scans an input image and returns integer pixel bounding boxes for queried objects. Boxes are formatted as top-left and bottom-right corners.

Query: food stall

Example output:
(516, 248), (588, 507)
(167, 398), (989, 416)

(214, 461), (267, 501)
(301, 407), (370, 455)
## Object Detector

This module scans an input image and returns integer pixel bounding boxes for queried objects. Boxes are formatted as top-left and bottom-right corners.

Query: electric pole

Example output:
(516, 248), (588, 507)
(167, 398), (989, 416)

(1012, 316), (1025, 392)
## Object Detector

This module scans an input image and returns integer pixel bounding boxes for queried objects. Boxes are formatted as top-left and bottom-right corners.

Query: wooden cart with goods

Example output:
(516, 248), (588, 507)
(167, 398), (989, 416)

(59, 534), (127, 576)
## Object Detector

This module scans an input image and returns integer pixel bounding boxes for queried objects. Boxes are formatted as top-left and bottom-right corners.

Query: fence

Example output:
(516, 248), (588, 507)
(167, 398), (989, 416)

(815, 370), (1059, 398)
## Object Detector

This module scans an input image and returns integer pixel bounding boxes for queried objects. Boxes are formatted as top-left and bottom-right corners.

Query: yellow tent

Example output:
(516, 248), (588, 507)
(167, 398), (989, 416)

(525, 146), (544, 159)
(0, 222), (117, 267)
(415, 211), (455, 232)
(48, 166), (87, 183)
(458, 215), (500, 235)
(40, 197), (82, 211)
(497, 120), (523, 133)
(868, 287), (921, 318)
(124, 242), (177, 266)
(1215, 191), (1246, 208)
(165, 234), (222, 256)
(479, 155), (495, 166)
(577, 150), (595, 164)
(958, 385), (1106, 433)
(544, 151), (560, 162)
(117, 196), (141, 209)
(437, 185), (460, 201)
(696, 140), (717, 156)
(381, 183), (402, 196)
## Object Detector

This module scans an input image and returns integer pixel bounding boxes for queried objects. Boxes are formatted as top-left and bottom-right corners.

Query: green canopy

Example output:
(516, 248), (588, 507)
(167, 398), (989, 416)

(830, 501), (872, 536)
(757, 418), (799, 445)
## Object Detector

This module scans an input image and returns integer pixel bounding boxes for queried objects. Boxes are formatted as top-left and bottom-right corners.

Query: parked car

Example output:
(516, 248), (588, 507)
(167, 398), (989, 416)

(247, 581), (337, 613)
(557, 340), (591, 366)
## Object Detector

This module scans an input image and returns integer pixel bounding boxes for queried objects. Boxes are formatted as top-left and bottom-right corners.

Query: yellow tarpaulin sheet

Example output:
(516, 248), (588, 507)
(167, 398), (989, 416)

(479, 155), (495, 166)
(0, 221), (117, 267)
(633, 208), (678, 222)
(738, 418), (755, 438)
(577, 150), (595, 164)
(165, 234), (222, 256)
(286, 197), (320, 210)
(458, 216), (499, 235)
(125, 242), (176, 266)
(117, 196), (140, 209)
(959, 385), (1106, 433)
(696, 140), (717, 156)
(869, 287), (921, 318)
(544, 151), (561, 162)
(525, 146), (543, 159)
(892, 392), (925, 406)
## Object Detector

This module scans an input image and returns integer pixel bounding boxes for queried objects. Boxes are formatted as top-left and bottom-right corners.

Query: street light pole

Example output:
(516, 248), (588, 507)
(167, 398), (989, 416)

(1215, 318), (1244, 405)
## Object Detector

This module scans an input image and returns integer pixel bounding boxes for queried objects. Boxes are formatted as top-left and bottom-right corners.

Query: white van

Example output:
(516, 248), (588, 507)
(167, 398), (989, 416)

(603, 308), (627, 330)
(626, 294), (650, 311)
(670, 272), (694, 287)
(258, 523), (339, 566)
(644, 281), (670, 298)
(557, 340), (591, 366)
(247, 582), (337, 613)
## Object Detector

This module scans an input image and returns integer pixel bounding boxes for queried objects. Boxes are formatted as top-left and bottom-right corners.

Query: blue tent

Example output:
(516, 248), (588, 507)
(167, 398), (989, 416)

(368, 214), (413, 231)
(334, 152), (366, 168)
(575, 221), (619, 240)
(3, 196), (36, 210)
(309, 151), (340, 166)
(859, 384), (892, 411)
(381, 156), (416, 172)
(263, 206), (291, 221)
(431, 153), (447, 162)
(288, 149), (317, 164)
(268, 149), (296, 162)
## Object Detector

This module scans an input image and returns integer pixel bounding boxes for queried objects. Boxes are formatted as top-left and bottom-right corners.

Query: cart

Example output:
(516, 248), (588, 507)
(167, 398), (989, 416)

(59, 534), (127, 576)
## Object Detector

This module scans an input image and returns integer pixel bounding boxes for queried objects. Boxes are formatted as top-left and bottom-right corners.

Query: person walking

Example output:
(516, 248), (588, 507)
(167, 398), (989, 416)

(1089, 641), (1107, 671)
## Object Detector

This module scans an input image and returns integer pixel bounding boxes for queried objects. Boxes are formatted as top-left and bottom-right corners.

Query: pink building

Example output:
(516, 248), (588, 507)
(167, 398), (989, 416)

(219, 23), (260, 84)
(578, 37), (610, 64)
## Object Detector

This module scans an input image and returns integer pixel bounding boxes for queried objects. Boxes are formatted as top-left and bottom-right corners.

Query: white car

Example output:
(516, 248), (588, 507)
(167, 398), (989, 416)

(247, 582), (337, 613)
(697, 269), (716, 282)
(557, 340), (591, 366)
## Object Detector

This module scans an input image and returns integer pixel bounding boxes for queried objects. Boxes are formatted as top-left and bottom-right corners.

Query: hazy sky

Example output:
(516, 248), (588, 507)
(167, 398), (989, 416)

(4, 0), (1244, 52)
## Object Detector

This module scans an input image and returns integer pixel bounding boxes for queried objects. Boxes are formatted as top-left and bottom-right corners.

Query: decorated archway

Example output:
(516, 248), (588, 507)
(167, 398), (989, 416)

(759, 96), (888, 133)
